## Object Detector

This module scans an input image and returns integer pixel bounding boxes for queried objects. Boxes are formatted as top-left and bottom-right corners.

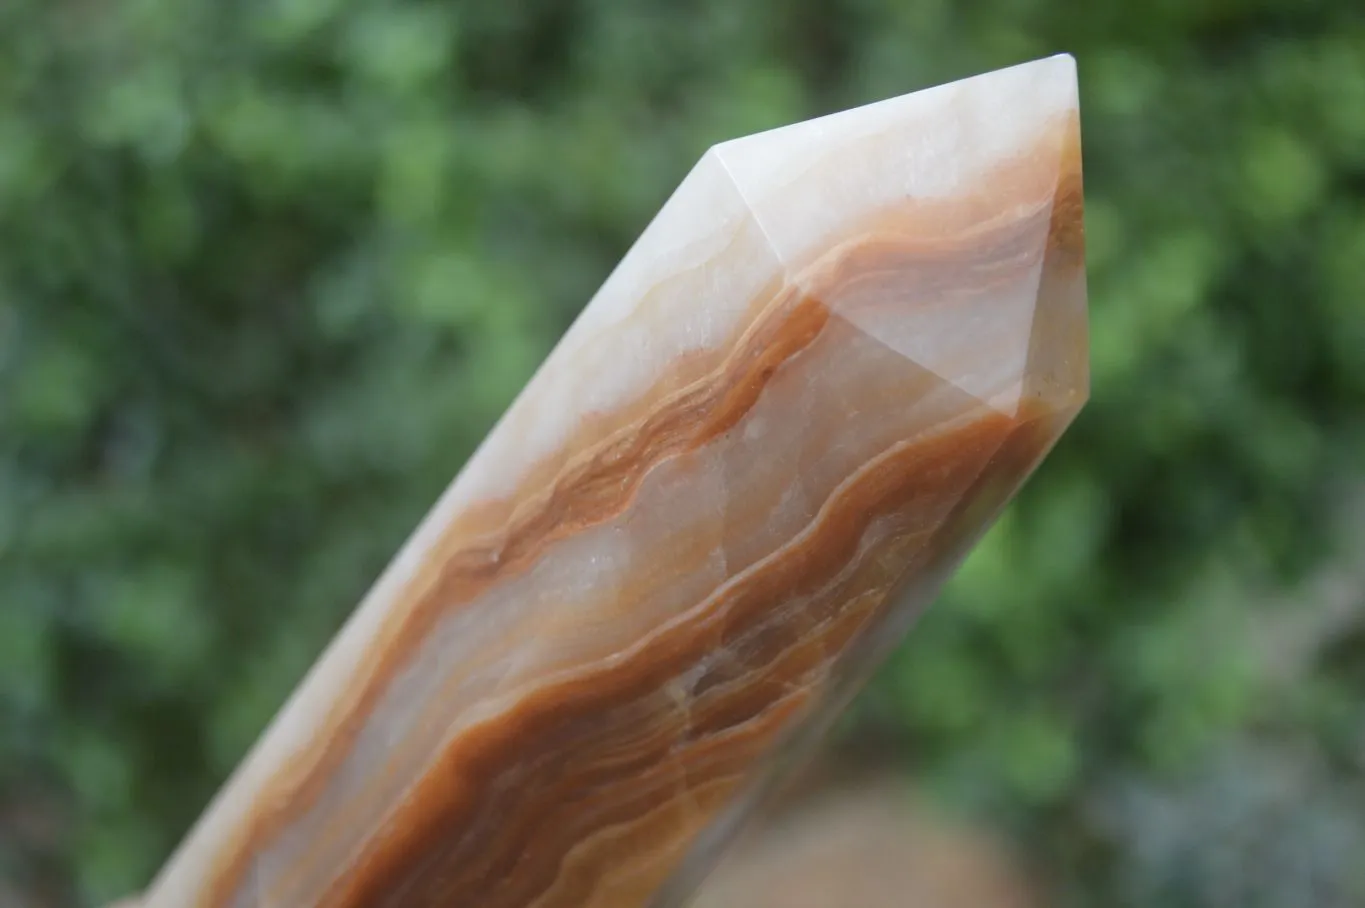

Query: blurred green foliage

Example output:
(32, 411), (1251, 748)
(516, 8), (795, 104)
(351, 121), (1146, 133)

(1, 1), (1363, 905)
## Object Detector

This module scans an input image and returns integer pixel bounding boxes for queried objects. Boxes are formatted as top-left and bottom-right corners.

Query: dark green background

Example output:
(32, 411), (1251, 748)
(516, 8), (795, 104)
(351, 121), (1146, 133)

(3, 1), (1364, 905)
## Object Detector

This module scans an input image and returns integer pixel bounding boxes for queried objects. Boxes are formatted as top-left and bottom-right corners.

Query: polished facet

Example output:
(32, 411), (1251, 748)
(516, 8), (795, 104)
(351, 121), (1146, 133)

(143, 54), (1087, 908)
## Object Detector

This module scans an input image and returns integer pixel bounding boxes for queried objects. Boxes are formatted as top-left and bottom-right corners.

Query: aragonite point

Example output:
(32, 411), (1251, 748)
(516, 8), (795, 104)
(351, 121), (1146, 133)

(142, 54), (1087, 908)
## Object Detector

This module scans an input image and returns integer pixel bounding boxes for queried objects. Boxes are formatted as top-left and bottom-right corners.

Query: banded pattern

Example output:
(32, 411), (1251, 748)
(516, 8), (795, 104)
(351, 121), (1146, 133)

(143, 55), (1088, 908)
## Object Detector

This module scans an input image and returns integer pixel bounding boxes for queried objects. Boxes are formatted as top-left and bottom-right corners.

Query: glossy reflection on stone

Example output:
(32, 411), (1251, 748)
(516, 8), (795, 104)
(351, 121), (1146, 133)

(143, 54), (1088, 908)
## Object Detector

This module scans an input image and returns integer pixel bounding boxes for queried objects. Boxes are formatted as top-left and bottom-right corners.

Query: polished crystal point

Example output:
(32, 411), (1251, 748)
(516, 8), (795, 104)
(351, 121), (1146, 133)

(142, 55), (1087, 908)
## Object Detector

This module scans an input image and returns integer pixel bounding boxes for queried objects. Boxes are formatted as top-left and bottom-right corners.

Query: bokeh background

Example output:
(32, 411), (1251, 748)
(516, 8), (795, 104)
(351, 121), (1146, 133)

(2, 1), (1364, 906)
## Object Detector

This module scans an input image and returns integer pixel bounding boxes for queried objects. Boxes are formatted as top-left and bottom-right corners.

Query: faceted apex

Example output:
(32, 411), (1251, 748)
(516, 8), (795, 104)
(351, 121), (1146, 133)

(709, 54), (1087, 419)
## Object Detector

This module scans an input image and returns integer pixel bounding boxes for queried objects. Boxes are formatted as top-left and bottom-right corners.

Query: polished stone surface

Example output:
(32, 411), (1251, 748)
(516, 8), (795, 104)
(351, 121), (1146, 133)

(143, 54), (1087, 908)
